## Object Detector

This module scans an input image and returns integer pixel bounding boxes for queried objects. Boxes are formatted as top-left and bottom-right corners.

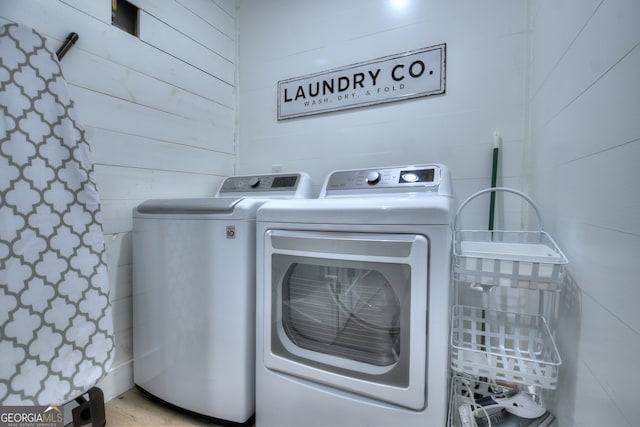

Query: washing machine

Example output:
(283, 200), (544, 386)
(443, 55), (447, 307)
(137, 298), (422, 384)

(132, 172), (311, 425)
(255, 164), (454, 427)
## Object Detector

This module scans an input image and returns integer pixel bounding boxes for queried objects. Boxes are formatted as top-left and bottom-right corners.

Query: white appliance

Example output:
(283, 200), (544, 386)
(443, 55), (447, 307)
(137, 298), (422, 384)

(255, 164), (454, 427)
(132, 172), (311, 425)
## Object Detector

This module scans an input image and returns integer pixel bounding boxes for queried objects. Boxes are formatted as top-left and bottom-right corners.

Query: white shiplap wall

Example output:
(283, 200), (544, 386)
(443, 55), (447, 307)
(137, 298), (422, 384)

(236, 0), (528, 231)
(527, 0), (640, 425)
(1, 0), (237, 401)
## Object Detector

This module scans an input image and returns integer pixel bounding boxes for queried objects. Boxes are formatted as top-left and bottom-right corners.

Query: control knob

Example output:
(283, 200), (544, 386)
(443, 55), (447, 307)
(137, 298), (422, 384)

(365, 171), (381, 185)
(248, 177), (261, 188)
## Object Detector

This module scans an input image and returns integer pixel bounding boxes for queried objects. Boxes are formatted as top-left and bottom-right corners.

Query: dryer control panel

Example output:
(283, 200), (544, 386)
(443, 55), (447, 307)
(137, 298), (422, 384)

(324, 165), (444, 193)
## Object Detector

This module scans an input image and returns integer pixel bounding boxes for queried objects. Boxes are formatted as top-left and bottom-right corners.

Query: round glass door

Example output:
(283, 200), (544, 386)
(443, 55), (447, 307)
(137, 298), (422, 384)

(283, 263), (401, 366)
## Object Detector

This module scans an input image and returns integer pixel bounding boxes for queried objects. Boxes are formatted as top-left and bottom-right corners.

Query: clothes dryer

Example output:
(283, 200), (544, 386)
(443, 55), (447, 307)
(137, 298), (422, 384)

(255, 164), (453, 427)
(132, 173), (311, 425)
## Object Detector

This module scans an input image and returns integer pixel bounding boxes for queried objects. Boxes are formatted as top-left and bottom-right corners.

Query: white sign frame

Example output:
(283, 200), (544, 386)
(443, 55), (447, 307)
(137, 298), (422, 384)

(277, 44), (446, 120)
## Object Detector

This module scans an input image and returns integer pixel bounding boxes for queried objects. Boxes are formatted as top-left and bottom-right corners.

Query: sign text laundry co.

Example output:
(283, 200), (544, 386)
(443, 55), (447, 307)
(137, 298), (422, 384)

(277, 44), (446, 120)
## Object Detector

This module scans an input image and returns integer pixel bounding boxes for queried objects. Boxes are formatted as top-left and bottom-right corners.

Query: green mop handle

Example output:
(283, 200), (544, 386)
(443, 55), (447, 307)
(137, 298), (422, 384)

(489, 133), (500, 231)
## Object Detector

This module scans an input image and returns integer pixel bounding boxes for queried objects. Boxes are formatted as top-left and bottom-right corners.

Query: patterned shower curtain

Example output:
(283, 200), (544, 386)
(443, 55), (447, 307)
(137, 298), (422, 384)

(0, 23), (114, 405)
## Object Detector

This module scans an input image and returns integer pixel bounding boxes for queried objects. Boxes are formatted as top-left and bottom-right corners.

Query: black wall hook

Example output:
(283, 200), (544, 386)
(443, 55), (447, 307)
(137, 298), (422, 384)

(56, 32), (79, 61)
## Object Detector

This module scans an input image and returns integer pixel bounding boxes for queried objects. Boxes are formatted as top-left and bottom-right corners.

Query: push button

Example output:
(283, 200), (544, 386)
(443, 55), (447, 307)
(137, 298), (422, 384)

(401, 172), (419, 182)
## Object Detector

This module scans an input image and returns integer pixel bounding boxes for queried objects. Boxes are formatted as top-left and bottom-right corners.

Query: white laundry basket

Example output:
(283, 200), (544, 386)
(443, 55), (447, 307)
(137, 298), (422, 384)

(450, 305), (561, 389)
(453, 188), (568, 291)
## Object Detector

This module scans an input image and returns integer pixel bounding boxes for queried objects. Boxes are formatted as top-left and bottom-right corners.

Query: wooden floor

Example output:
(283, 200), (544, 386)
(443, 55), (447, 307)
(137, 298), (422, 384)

(101, 387), (229, 426)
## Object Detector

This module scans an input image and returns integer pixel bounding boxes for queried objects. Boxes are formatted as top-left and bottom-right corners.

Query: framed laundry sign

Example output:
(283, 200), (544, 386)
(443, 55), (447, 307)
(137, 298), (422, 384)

(277, 43), (446, 120)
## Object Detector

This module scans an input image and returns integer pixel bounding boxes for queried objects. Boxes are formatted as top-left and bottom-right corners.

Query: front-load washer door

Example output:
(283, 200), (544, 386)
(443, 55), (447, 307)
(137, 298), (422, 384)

(263, 230), (429, 410)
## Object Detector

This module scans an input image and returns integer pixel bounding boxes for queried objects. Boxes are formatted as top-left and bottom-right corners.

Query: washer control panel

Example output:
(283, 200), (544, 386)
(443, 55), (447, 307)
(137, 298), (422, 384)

(219, 173), (304, 194)
(325, 165), (441, 192)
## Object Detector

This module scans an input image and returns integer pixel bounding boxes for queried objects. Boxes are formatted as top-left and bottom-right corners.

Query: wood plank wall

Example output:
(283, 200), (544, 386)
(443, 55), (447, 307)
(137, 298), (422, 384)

(1, 0), (237, 400)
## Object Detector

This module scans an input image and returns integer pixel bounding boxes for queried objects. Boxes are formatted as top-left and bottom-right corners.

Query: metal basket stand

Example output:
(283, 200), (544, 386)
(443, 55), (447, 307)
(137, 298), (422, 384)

(448, 188), (568, 426)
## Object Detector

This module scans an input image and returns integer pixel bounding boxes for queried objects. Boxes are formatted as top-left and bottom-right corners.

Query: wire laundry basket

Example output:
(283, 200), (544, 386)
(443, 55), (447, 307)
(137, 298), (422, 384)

(453, 187), (568, 292)
(450, 305), (562, 390)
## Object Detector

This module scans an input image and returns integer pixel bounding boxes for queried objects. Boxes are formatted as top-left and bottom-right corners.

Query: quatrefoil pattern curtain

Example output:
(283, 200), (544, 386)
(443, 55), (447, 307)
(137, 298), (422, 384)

(0, 23), (113, 405)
